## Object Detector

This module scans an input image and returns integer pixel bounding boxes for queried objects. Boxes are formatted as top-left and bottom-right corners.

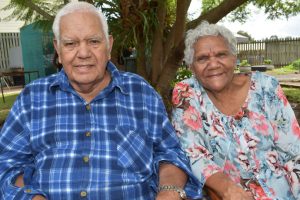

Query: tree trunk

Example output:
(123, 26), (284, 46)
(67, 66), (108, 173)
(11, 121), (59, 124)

(136, 25), (148, 79)
(150, 1), (167, 84)
(156, 41), (185, 113)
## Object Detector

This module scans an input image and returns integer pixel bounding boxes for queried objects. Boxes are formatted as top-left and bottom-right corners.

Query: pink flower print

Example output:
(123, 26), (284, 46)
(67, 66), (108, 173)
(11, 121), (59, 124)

(266, 151), (282, 175)
(270, 122), (279, 141)
(292, 118), (300, 139)
(183, 106), (202, 130)
(277, 86), (288, 106)
(211, 113), (225, 136)
(235, 150), (250, 171)
(250, 80), (256, 90)
(248, 112), (269, 135)
(203, 164), (222, 180)
(185, 142), (212, 164)
(244, 131), (260, 151)
(223, 160), (241, 183)
(248, 182), (272, 200)
(284, 155), (300, 197)
(172, 82), (194, 107)
(234, 109), (245, 120)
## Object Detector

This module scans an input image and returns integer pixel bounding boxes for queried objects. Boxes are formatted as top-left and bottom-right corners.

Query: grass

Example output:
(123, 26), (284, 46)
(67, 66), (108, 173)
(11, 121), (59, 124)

(0, 93), (19, 126)
(266, 65), (299, 75)
(283, 87), (300, 103)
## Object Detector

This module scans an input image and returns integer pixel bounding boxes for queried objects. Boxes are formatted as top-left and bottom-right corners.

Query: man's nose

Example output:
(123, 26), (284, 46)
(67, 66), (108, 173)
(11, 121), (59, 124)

(77, 42), (91, 58)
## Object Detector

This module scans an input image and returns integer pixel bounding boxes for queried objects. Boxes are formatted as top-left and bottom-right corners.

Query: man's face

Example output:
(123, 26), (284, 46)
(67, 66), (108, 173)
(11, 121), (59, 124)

(54, 11), (113, 91)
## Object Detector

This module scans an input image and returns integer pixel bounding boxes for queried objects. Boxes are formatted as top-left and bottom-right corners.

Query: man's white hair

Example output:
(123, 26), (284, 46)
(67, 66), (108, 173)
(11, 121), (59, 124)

(184, 21), (237, 66)
(52, 2), (109, 44)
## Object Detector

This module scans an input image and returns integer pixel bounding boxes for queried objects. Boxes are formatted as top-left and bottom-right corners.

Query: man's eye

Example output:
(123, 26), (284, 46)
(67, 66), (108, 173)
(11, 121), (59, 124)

(88, 39), (101, 46)
(63, 41), (77, 48)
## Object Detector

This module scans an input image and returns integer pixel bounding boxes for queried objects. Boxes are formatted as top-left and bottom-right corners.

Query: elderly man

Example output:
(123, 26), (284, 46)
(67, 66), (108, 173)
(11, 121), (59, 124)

(0, 2), (201, 200)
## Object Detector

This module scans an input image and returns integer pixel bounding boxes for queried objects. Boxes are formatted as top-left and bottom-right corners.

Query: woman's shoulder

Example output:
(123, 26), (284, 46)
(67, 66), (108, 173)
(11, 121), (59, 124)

(174, 76), (200, 90)
(252, 71), (278, 82)
(251, 71), (280, 89)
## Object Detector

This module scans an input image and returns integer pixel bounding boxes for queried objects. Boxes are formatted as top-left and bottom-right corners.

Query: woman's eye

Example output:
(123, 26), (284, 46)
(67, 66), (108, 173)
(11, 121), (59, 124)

(197, 56), (208, 63)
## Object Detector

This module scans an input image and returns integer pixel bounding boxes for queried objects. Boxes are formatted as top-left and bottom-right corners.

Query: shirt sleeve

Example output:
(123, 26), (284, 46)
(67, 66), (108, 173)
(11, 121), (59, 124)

(171, 82), (223, 187)
(0, 92), (47, 199)
(150, 94), (203, 199)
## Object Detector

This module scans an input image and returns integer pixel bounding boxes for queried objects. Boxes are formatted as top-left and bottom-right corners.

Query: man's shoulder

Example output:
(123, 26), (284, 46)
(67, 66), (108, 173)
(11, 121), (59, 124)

(24, 73), (59, 91)
(118, 71), (153, 88)
(118, 71), (160, 97)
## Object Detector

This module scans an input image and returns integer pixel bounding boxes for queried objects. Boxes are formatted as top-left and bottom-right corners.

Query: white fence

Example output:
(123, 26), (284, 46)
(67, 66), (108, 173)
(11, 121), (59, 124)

(0, 32), (21, 71)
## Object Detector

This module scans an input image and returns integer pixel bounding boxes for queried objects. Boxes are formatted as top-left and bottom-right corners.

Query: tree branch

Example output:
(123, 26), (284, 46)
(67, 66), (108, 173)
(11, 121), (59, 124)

(187, 0), (248, 29)
(25, 0), (54, 20)
(163, 0), (191, 64)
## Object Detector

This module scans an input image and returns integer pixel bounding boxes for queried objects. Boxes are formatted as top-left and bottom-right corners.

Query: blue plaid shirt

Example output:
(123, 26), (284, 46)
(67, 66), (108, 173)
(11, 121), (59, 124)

(0, 62), (202, 200)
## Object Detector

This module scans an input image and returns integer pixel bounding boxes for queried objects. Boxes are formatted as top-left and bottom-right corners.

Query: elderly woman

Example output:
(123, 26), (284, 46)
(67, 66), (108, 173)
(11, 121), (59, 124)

(171, 21), (300, 200)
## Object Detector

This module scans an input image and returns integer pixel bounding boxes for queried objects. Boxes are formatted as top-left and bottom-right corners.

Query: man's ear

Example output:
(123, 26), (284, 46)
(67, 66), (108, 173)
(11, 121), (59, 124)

(53, 39), (61, 64)
(108, 35), (114, 59)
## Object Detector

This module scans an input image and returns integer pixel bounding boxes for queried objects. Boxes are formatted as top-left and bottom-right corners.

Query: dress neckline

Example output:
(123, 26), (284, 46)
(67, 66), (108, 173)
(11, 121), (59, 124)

(195, 72), (254, 118)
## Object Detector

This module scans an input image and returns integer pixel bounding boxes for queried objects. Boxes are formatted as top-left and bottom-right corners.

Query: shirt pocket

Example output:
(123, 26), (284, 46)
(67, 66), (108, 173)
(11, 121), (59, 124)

(115, 126), (152, 172)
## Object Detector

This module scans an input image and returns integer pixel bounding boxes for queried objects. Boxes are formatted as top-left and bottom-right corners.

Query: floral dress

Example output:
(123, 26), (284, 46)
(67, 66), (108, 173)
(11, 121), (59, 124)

(172, 72), (300, 200)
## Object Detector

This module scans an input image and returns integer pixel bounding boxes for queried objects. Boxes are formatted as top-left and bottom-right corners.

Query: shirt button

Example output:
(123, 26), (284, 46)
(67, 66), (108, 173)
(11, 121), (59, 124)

(80, 190), (87, 197)
(85, 131), (91, 137)
(85, 104), (91, 111)
(25, 189), (31, 193)
(83, 156), (89, 163)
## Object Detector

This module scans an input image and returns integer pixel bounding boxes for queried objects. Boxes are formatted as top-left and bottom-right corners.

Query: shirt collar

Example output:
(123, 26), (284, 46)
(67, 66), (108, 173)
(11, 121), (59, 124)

(49, 61), (129, 95)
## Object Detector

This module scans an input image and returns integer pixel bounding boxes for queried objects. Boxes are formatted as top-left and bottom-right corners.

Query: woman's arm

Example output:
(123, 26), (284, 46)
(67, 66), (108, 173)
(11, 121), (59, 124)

(205, 172), (253, 200)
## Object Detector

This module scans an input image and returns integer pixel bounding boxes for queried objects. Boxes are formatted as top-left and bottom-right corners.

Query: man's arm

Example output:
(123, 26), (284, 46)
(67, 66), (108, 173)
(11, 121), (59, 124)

(14, 175), (46, 200)
(156, 163), (187, 200)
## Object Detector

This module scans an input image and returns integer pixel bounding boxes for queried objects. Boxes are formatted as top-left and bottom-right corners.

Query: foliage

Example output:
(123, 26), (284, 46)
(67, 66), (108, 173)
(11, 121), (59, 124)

(264, 59), (272, 64)
(170, 67), (193, 87)
(1, 0), (57, 28)
(267, 59), (300, 75)
(240, 59), (251, 66)
(0, 93), (19, 126)
(291, 58), (300, 70)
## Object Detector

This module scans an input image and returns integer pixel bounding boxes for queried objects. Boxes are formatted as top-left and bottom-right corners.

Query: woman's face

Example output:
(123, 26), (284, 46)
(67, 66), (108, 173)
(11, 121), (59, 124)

(191, 35), (237, 93)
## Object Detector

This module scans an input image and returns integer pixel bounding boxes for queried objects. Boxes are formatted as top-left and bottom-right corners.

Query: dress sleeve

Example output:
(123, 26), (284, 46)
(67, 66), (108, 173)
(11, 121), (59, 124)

(171, 82), (222, 185)
(0, 91), (47, 199)
(266, 78), (300, 198)
(267, 80), (300, 158)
